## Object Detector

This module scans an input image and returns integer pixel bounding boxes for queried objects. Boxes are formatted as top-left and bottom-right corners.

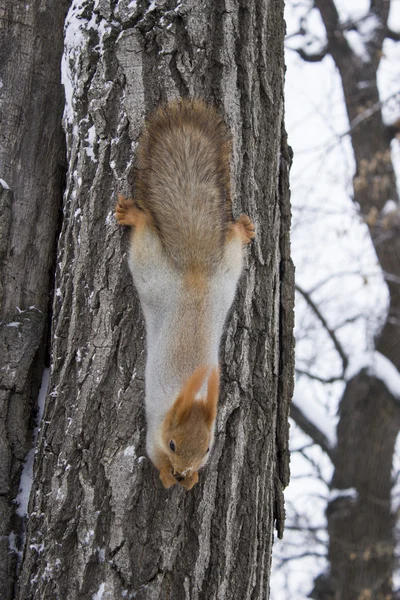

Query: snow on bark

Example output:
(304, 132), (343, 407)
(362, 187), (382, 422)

(15, 369), (50, 518)
(0, 178), (10, 189)
(346, 350), (400, 398)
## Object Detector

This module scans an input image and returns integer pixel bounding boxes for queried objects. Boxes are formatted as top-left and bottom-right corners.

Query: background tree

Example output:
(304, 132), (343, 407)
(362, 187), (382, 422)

(0, 0), (294, 599)
(273, 0), (400, 598)
(0, 1), (68, 598)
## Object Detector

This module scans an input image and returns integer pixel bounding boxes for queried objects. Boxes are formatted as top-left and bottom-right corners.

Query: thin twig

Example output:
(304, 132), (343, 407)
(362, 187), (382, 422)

(296, 368), (344, 384)
(296, 284), (349, 375)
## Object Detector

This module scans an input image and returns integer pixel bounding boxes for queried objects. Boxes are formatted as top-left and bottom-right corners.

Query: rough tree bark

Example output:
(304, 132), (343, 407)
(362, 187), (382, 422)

(0, 1), (68, 599)
(13, 1), (294, 599)
(292, 1), (400, 598)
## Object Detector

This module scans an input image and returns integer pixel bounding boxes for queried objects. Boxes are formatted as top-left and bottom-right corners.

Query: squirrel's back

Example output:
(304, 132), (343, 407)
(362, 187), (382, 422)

(135, 99), (233, 273)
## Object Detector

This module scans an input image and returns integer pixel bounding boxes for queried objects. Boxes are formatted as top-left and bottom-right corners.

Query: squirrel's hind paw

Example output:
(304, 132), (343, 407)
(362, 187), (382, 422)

(232, 214), (256, 244)
(115, 194), (144, 228)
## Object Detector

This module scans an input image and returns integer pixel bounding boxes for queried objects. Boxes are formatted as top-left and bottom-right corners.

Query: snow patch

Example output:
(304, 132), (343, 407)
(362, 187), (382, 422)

(343, 13), (381, 64)
(344, 30), (370, 63)
(8, 531), (22, 561)
(15, 369), (50, 516)
(0, 178), (10, 189)
(368, 352), (400, 399)
(97, 546), (105, 562)
(382, 199), (397, 215)
(93, 583), (105, 600)
(391, 433), (400, 513)
(347, 351), (400, 398)
(95, 19), (112, 56)
(84, 125), (97, 161)
(358, 13), (381, 41)
(84, 529), (95, 544)
(62, 3), (111, 124)
(62, 1), (86, 124)
(7, 322), (21, 328)
(29, 542), (44, 554)
(357, 81), (372, 89)
(49, 386), (58, 398)
(124, 446), (136, 457)
(329, 487), (358, 502)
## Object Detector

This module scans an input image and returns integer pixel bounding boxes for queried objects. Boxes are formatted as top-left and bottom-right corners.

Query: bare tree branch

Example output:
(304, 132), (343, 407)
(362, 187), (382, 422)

(285, 525), (325, 532)
(312, 0), (360, 59)
(290, 402), (336, 463)
(387, 117), (400, 141)
(314, 0), (340, 33)
(370, 0), (391, 24)
(296, 368), (344, 384)
(296, 284), (349, 374)
(275, 550), (327, 565)
(291, 46), (329, 62)
(386, 28), (400, 41)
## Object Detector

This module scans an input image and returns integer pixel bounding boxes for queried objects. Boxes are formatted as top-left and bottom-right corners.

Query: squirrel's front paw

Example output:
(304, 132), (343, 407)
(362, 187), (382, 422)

(236, 214), (255, 244)
(159, 466), (177, 489)
(179, 471), (199, 491)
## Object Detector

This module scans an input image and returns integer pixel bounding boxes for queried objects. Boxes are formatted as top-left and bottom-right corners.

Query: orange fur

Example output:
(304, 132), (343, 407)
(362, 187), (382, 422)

(203, 366), (219, 427)
(171, 365), (210, 424)
(159, 366), (220, 489)
(115, 194), (152, 231)
(184, 267), (207, 292)
(228, 214), (256, 244)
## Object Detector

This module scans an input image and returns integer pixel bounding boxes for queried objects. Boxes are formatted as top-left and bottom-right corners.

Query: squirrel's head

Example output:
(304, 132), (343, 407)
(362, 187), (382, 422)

(161, 366), (219, 484)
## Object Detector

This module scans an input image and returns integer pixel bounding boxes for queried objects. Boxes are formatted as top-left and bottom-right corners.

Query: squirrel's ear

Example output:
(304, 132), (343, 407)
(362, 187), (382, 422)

(170, 392), (191, 426)
(172, 366), (209, 424)
(203, 367), (220, 428)
(183, 365), (209, 400)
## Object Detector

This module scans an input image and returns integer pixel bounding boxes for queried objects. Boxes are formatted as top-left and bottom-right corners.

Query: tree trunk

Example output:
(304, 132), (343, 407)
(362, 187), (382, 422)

(16, 1), (294, 598)
(0, 1), (68, 598)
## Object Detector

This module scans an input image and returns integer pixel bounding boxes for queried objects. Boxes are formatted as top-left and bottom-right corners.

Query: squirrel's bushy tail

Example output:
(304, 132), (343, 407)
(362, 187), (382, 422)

(135, 98), (233, 273)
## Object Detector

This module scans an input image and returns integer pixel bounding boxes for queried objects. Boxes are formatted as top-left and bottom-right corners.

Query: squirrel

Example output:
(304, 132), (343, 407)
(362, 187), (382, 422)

(116, 99), (255, 490)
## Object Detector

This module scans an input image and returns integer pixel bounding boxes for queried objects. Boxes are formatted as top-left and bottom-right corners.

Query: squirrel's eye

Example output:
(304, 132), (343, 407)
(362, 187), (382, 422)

(207, 447), (210, 453)
(169, 440), (176, 452)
